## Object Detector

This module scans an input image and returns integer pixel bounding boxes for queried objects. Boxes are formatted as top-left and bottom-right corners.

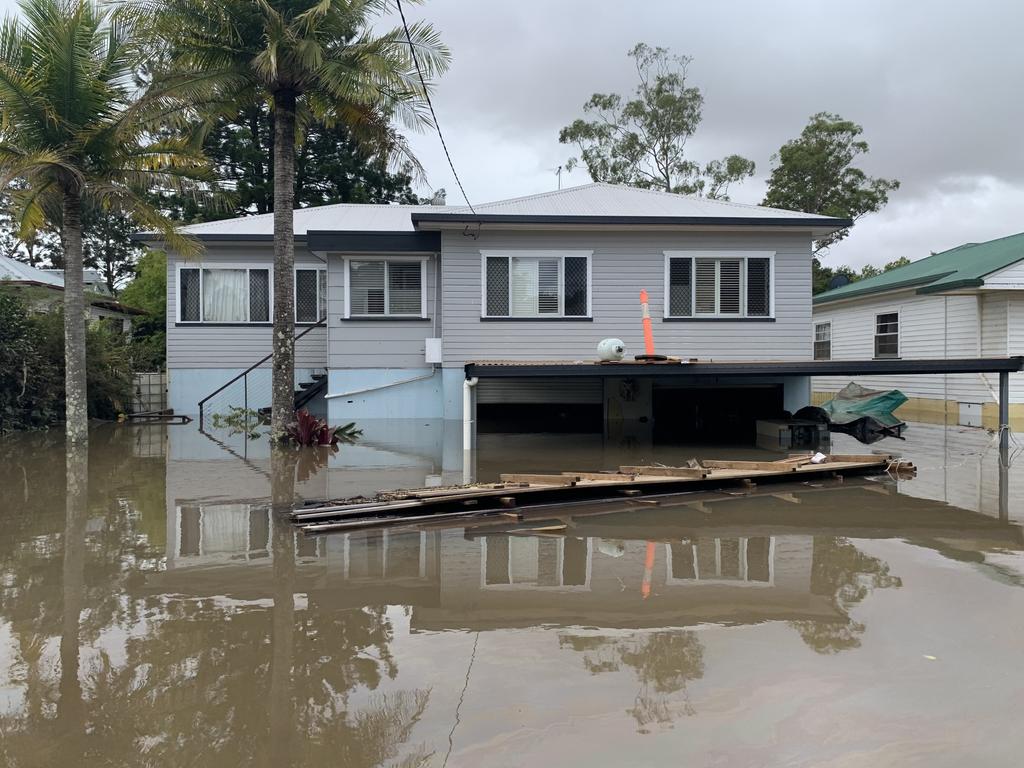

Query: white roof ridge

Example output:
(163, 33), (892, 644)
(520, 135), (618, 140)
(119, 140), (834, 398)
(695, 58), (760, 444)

(587, 181), (822, 218)
(471, 182), (604, 209)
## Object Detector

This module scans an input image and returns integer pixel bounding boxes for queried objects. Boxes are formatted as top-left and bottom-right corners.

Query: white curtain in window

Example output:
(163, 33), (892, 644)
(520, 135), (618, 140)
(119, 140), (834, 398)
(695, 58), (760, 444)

(510, 257), (539, 316)
(203, 269), (247, 322)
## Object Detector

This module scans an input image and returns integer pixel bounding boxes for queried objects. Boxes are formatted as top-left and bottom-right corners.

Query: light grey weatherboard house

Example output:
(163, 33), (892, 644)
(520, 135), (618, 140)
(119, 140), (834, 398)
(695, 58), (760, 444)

(143, 183), (849, 430)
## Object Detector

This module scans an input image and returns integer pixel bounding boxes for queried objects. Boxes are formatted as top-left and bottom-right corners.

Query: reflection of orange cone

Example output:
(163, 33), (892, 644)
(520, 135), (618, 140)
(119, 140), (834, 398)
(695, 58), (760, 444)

(641, 541), (656, 599)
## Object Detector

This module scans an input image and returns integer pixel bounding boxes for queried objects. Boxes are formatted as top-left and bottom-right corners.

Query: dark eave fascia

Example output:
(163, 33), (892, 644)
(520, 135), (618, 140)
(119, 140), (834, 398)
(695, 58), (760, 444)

(465, 357), (1024, 379)
(411, 212), (853, 231)
(915, 277), (985, 295)
(306, 230), (440, 253)
(813, 272), (956, 305)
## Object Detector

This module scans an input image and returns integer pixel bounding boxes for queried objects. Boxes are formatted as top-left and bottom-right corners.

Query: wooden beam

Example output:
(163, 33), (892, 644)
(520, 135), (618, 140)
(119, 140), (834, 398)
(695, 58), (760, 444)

(562, 471), (637, 481)
(619, 465), (707, 479)
(702, 460), (797, 472)
(498, 473), (577, 486)
(827, 454), (892, 463)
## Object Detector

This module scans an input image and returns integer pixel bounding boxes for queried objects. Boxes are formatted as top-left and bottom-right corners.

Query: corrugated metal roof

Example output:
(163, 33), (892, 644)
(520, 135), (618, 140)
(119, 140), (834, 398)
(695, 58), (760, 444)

(179, 202), (456, 235)
(466, 182), (824, 219)
(173, 182), (828, 237)
(814, 231), (1024, 305)
(0, 255), (64, 287)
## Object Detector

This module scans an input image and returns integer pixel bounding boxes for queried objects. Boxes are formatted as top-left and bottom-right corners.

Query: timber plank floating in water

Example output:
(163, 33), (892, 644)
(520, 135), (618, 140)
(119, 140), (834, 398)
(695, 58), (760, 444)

(291, 454), (916, 536)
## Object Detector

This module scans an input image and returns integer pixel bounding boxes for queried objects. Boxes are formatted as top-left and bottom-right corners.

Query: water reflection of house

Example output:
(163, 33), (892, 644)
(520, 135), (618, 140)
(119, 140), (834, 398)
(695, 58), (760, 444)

(150, 475), (1024, 625)
(410, 533), (832, 632)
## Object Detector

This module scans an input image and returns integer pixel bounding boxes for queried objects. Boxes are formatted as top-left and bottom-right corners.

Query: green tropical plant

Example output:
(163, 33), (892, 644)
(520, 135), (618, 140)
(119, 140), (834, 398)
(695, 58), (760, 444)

(0, 0), (210, 444)
(285, 407), (360, 445)
(148, 0), (451, 441)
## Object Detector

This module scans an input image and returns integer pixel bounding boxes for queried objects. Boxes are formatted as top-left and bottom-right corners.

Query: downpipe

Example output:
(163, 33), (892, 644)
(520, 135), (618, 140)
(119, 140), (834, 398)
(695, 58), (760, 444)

(463, 376), (479, 484)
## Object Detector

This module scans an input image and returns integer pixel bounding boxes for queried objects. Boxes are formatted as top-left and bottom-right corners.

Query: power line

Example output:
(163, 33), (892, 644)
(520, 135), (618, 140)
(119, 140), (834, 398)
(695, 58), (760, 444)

(395, 0), (476, 215)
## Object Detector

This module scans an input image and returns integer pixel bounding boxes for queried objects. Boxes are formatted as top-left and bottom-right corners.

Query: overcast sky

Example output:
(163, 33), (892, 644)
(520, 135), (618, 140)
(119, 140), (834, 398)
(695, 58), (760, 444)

(2, 0), (1020, 268)
(381, 0), (1024, 268)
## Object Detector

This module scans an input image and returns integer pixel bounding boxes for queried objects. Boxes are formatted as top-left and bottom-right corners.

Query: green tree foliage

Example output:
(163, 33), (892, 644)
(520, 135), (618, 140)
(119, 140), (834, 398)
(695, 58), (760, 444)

(559, 43), (755, 200)
(0, 189), (61, 265)
(151, 0), (450, 441)
(82, 206), (143, 294)
(813, 256), (912, 295)
(0, 0), (209, 444)
(169, 103), (419, 222)
(0, 291), (61, 430)
(763, 112), (900, 253)
(0, 291), (133, 430)
(119, 250), (167, 370)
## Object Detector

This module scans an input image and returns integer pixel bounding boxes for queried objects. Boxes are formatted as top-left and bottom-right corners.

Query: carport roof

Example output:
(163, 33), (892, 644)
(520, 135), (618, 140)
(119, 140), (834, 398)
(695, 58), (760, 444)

(465, 358), (1024, 378)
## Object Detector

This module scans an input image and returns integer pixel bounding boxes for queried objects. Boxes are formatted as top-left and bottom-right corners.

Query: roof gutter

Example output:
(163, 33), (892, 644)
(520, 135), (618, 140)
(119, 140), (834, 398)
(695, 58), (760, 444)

(813, 272), (956, 305)
(411, 212), (852, 233)
(916, 278), (985, 294)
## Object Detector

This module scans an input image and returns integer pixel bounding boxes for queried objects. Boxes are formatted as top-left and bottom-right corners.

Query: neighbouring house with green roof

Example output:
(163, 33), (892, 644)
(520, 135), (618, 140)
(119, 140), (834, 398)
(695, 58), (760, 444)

(812, 232), (1024, 428)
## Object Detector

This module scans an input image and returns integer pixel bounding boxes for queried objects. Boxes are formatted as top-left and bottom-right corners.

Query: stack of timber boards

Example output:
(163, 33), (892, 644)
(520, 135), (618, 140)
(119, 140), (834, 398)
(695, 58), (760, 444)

(291, 454), (915, 536)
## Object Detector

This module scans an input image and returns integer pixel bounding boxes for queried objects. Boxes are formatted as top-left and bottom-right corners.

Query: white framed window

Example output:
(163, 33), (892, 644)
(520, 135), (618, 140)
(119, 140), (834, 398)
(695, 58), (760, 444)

(874, 311), (899, 359)
(294, 267), (327, 323)
(813, 321), (831, 360)
(344, 257), (426, 318)
(663, 251), (774, 318)
(177, 264), (271, 324)
(664, 537), (774, 586)
(481, 250), (592, 318)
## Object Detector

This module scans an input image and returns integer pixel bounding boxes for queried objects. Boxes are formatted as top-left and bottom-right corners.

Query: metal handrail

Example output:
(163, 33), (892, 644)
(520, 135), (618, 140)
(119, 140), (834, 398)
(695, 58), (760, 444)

(197, 317), (327, 428)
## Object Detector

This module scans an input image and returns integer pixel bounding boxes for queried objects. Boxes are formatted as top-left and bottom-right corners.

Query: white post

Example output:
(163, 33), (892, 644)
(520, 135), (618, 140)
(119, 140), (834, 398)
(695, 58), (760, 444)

(462, 377), (478, 484)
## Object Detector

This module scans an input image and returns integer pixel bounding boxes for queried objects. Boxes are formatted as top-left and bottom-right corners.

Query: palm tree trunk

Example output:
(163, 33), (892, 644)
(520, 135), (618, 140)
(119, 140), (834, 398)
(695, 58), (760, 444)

(271, 91), (297, 442)
(62, 188), (88, 445)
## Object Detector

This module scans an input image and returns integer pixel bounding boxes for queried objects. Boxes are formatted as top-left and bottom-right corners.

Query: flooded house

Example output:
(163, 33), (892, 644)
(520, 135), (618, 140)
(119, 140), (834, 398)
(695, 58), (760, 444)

(143, 183), (853, 442)
(812, 232), (1024, 429)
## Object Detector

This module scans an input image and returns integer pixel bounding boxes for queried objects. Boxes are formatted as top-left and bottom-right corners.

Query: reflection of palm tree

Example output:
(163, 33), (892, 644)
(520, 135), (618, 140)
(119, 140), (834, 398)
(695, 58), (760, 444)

(559, 630), (704, 733)
(791, 536), (902, 653)
(0, 433), (433, 766)
(270, 446), (298, 767)
(56, 444), (88, 751)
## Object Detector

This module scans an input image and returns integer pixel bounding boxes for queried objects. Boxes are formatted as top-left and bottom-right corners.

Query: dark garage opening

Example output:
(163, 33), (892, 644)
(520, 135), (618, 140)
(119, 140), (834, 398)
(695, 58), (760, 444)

(652, 385), (785, 444)
(477, 403), (603, 434)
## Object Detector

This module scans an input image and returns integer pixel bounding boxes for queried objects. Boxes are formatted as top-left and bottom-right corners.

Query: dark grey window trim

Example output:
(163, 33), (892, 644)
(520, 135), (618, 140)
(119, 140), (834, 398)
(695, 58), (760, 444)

(175, 322), (275, 328)
(662, 317), (776, 323)
(479, 316), (594, 322)
(341, 316), (433, 322)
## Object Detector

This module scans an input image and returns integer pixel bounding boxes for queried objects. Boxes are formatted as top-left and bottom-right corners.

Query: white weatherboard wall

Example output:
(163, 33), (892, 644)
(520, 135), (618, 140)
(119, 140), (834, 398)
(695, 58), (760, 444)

(439, 229), (813, 364)
(166, 245), (328, 413)
(812, 290), (1022, 408)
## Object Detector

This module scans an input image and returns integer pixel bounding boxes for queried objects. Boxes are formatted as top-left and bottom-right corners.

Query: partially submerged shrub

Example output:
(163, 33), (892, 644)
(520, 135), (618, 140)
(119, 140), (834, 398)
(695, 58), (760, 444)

(286, 408), (362, 446)
(210, 406), (267, 438)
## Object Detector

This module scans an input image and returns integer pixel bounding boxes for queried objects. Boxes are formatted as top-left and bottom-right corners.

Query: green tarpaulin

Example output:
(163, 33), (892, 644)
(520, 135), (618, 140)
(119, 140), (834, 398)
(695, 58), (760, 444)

(821, 383), (908, 429)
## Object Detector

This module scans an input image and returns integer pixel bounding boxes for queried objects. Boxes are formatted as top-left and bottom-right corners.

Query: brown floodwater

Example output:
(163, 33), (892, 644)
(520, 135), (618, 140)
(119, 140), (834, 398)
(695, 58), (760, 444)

(1, 420), (1023, 767)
